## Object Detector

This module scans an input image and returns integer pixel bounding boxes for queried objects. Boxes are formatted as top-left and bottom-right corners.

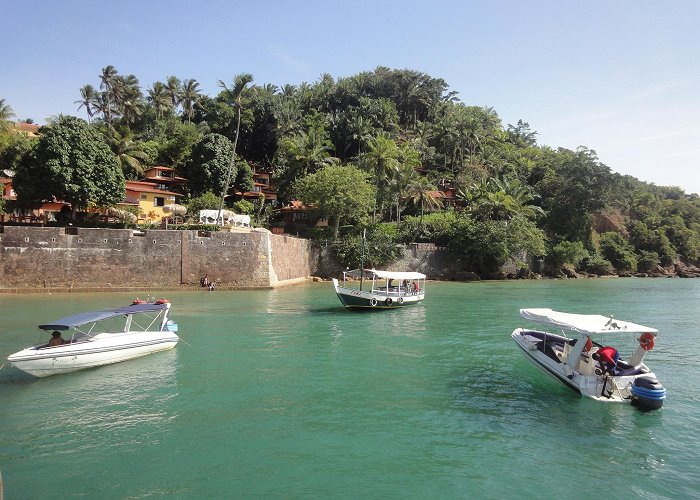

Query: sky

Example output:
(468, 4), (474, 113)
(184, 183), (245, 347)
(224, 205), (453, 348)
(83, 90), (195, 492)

(2, 0), (699, 193)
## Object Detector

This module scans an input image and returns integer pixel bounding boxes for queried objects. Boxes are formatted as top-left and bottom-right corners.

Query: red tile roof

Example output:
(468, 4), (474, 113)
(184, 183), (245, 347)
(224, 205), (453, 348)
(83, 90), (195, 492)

(125, 181), (183, 196)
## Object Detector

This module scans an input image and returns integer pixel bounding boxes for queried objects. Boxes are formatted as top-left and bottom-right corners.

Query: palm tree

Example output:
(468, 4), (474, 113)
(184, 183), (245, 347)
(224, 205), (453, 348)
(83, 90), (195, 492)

(389, 163), (417, 223)
(165, 76), (182, 111)
(273, 96), (302, 137)
(457, 178), (543, 221)
(280, 125), (335, 177)
(75, 85), (97, 123)
(360, 135), (400, 222)
(180, 79), (203, 123)
(107, 127), (151, 179)
(99, 65), (118, 125)
(216, 73), (254, 223)
(392, 142), (421, 223)
(0, 98), (16, 131)
(407, 176), (442, 223)
(147, 82), (172, 119)
(113, 74), (142, 125)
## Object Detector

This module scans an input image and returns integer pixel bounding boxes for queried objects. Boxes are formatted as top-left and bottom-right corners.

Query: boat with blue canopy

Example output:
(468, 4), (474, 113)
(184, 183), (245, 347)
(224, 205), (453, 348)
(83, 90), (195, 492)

(7, 299), (179, 377)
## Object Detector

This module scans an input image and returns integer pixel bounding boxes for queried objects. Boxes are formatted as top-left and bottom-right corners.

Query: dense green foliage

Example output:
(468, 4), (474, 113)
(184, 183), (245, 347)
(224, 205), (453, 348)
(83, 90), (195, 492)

(293, 165), (375, 238)
(2, 65), (700, 276)
(331, 227), (404, 269)
(13, 116), (124, 211)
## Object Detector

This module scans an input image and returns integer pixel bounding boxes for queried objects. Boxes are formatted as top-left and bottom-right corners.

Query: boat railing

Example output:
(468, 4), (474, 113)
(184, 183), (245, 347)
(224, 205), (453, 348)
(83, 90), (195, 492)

(373, 286), (421, 296)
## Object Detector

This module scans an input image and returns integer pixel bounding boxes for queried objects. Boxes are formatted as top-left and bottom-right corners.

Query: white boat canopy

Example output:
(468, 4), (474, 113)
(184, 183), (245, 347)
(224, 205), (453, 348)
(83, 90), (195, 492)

(347, 269), (426, 280)
(520, 308), (658, 336)
(38, 303), (170, 331)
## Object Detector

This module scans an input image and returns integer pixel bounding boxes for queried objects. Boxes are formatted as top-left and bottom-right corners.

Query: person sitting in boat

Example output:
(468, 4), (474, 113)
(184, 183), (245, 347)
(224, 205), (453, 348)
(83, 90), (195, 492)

(593, 345), (619, 375)
(48, 331), (66, 347)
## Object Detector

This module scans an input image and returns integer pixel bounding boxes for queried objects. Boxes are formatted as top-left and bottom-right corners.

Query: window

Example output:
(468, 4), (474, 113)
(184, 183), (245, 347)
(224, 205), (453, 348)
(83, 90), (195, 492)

(141, 194), (148, 200)
(154, 197), (165, 207)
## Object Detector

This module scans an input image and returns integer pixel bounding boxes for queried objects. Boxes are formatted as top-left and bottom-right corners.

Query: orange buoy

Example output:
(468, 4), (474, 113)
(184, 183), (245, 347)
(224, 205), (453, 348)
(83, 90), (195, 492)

(639, 332), (655, 351)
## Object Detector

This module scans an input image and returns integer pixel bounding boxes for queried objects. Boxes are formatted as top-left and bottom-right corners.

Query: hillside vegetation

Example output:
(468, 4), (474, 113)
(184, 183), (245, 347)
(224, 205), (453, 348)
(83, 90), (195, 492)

(1, 67), (698, 278)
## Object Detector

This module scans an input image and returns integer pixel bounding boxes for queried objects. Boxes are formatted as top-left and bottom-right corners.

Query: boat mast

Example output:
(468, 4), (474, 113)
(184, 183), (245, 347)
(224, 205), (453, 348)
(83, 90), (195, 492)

(359, 228), (366, 291)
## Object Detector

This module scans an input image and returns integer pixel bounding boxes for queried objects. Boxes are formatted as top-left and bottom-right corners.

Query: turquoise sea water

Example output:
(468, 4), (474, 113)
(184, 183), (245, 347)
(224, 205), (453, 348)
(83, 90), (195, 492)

(1, 278), (699, 499)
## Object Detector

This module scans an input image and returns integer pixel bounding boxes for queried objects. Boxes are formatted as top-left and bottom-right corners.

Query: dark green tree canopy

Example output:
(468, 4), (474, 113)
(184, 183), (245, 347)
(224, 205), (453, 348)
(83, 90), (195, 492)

(293, 164), (376, 238)
(182, 133), (253, 197)
(13, 116), (124, 210)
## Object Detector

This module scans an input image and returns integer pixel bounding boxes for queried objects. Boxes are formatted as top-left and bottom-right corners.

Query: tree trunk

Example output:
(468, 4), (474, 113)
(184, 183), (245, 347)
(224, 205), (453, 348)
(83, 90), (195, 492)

(333, 217), (340, 239)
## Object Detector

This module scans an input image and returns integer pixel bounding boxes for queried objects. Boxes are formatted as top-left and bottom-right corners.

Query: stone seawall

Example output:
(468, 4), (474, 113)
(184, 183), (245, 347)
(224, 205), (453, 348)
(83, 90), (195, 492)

(0, 226), (314, 291)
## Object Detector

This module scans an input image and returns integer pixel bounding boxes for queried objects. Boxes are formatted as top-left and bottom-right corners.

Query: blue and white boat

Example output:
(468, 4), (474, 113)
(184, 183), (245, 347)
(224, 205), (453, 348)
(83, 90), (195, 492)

(512, 308), (666, 410)
(7, 300), (179, 377)
(332, 269), (426, 309)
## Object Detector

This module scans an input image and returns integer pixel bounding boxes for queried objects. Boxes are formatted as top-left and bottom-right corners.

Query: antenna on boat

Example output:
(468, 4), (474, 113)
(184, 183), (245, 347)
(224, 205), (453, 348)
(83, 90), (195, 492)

(359, 228), (366, 292)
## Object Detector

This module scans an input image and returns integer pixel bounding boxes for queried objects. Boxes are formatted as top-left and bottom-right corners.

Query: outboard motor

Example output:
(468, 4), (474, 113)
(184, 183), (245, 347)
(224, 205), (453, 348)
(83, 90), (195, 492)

(631, 375), (666, 410)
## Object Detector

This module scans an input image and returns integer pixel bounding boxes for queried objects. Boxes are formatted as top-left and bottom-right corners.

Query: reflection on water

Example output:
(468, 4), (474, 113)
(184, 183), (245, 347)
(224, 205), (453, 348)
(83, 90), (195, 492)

(2, 349), (179, 456)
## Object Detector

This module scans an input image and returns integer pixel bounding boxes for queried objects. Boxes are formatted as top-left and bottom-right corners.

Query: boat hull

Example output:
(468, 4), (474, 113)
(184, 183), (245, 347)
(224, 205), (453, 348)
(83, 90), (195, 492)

(332, 279), (424, 309)
(7, 331), (179, 377)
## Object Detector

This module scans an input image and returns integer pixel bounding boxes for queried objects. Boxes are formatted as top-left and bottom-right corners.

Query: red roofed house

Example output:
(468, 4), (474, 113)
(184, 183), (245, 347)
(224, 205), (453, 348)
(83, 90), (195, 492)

(235, 164), (278, 207)
(122, 181), (183, 223)
(10, 122), (41, 138)
(142, 166), (188, 193)
(0, 175), (70, 224)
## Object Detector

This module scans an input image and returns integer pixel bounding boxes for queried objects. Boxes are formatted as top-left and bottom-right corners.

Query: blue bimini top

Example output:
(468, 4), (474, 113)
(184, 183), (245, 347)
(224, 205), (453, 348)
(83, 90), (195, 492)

(38, 303), (169, 331)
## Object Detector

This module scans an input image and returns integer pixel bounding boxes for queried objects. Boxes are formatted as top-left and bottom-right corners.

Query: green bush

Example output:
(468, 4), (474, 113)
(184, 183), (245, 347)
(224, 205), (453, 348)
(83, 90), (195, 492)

(548, 240), (589, 268)
(232, 199), (255, 215)
(447, 214), (545, 274)
(186, 191), (222, 213)
(599, 232), (637, 272)
(636, 250), (661, 272)
(398, 212), (459, 246)
(580, 254), (615, 275)
(331, 226), (402, 268)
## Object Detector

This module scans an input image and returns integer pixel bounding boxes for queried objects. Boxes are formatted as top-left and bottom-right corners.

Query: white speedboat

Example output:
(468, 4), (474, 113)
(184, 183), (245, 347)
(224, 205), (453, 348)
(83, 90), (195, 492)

(512, 308), (666, 410)
(332, 269), (426, 309)
(7, 300), (179, 377)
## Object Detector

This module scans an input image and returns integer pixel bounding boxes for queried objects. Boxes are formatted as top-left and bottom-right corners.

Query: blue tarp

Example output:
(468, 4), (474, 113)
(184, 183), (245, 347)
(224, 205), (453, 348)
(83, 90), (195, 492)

(38, 303), (169, 331)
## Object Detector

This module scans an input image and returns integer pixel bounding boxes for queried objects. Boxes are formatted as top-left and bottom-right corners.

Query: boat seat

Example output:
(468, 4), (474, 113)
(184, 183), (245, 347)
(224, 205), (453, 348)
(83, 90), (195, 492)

(538, 340), (563, 363)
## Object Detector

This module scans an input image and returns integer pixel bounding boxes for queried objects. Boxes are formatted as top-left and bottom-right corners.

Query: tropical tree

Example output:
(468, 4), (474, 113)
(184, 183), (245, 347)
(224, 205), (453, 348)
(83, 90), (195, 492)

(216, 73), (254, 221)
(107, 127), (152, 179)
(165, 76), (182, 111)
(147, 82), (173, 119)
(389, 163), (417, 223)
(360, 135), (399, 221)
(99, 65), (118, 125)
(507, 119), (538, 147)
(537, 146), (612, 244)
(180, 79), (203, 123)
(75, 85), (98, 123)
(457, 177), (543, 222)
(13, 116), (125, 211)
(406, 175), (442, 223)
(293, 164), (376, 238)
(274, 120), (337, 200)
(114, 74), (143, 125)
(182, 133), (252, 198)
(0, 98), (16, 132)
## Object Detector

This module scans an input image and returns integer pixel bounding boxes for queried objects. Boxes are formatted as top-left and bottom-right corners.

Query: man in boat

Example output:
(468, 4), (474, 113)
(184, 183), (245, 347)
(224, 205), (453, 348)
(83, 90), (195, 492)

(48, 331), (66, 347)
